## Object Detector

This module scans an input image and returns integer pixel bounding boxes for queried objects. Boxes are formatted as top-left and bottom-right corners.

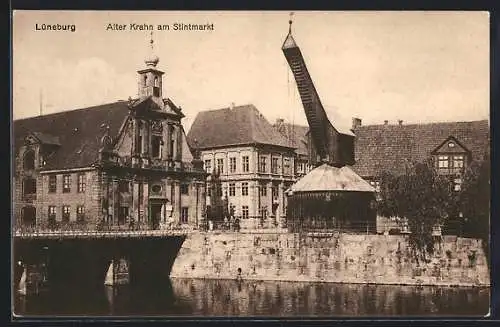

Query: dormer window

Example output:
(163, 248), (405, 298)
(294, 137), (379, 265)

(23, 150), (35, 170)
(432, 136), (470, 175)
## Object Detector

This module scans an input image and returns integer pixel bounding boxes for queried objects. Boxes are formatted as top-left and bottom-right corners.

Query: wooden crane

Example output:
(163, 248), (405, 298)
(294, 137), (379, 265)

(282, 18), (355, 168)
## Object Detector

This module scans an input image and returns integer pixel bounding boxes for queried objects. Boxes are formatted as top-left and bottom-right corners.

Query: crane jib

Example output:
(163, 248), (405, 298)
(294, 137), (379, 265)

(282, 44), (331, 163)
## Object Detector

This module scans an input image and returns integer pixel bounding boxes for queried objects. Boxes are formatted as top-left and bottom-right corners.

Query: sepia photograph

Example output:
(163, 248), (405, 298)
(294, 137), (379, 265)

(12, 10), (490, 317)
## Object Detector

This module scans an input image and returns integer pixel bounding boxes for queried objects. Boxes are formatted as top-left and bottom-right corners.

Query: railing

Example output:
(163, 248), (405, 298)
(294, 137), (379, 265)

(100, 156), (204, 174)
(13, 222), (189, 239)
(288, 220), (378, 234)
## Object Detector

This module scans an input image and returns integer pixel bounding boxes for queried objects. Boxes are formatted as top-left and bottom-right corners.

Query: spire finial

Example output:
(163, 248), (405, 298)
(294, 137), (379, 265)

(288, 12), (294, 33)
(145, 31), (159, 67)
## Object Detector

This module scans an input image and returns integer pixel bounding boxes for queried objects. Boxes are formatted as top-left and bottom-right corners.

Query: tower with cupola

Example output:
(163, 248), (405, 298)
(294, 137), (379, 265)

(137, 32), (164, 99)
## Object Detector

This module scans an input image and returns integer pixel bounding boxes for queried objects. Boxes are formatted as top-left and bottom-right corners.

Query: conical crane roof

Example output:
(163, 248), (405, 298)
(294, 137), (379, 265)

(288, 163), (375, 193)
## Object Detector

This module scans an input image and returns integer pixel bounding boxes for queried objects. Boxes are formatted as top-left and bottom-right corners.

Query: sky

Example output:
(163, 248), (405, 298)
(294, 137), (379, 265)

(13, 11), (489, 131)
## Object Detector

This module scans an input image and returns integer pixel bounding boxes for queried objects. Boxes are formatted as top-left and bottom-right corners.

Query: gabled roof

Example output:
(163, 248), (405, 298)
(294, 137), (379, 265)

(273, 122), (309, 156)
(352, 120), (490, 177)
(187, 104), (294, 150)
(279, 120), (489, 178)
(289, 163), (375, 193)
(14, 101), (131, 170)
(129, 96), (184, 118)
(30, 132), (61, 146)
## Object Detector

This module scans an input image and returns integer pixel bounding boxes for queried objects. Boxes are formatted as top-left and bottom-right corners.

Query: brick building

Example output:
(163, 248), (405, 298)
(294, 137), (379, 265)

(13, 46), (206, 230)
(187, 104), (297, 229)
(284, 118), (490, 232)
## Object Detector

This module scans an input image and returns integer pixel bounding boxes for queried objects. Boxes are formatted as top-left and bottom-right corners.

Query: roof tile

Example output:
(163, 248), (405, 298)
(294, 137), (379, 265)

(187, 104), (293, 149)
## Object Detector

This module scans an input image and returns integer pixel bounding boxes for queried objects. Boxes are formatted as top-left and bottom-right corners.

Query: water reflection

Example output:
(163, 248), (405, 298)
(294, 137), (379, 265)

(14, 278), (489, 317)
(171, 279), (489, 317)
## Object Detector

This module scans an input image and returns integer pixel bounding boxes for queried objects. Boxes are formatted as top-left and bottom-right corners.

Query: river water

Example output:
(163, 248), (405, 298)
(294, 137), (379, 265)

(14, 278), (489, 317)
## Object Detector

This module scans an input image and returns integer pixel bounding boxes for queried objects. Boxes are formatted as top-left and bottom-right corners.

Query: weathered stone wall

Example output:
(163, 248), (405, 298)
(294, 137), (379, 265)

(170, 232), (490, 287)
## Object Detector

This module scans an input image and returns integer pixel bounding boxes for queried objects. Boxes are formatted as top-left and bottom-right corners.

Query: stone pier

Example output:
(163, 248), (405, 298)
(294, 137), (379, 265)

(104, 258), (130, 286)
(17, 263), (47, 295)
(171, 232), (490, 287)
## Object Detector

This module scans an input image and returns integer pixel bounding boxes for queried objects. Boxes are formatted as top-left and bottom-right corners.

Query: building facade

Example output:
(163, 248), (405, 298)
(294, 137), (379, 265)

(187, 105), (297, 229)
(13, 47), (206, 231)
(272, 119), (312, 178)
(282, 117), (490, 233)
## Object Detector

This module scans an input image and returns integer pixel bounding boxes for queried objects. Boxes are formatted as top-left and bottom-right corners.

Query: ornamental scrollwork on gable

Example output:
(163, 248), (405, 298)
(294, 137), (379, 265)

(152, 120), (163, 134)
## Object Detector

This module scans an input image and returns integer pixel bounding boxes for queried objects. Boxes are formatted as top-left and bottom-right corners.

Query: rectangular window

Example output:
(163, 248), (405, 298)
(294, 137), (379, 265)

(453, 155), (465, 168)
(259, 206), (268, 219)
(23, 178), (36, 195)
(181, 207), (189, 224)
(207, 183), (212, 197)
(152, 136), (162, 158)
(229, 157), (236, 173)
(48, 206), (56, 222)
(62, 206), (70, 222)
(77, 174), (86, 193)
(454, 178), (462, 192)
(229, 183), (236, 196)
(272, 185), (278, 198)
(216, 186), (223, 197)
(204, 159), (212, 173)
(241, 182), (248, 196)
(259, 156), (267, 173)
(76, 205), (85, 222)
(118, 206), (129, 225)
(63, 174), (71, 193)
(242, 156), (249, 172)
(153, 86), (160, 97)
(48, 175), (57, 193)
(138, 183), (143, 205)
(260, 184), (267, 196)
(438, 155), (449, 168)
(283, 158), (291, 175)
(242, 205), (249, 219)
(119, 180), (130, 193)
(138, 135), (143, 154)
(180, 184), (189, 195)
(370, 180), (381, 193)
(272, 157), (279, 174)
(170, 139), (175, 158)
(217, 158), (224, 174)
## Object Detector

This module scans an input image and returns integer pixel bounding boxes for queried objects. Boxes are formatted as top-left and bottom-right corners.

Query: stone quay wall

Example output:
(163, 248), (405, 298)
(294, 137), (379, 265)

(170, 231), (490, 287)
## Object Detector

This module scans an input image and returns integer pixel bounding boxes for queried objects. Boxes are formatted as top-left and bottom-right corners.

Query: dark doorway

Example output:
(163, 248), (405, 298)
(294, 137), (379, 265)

(150, 203), (162, 230)
(21, 206), (36, 227)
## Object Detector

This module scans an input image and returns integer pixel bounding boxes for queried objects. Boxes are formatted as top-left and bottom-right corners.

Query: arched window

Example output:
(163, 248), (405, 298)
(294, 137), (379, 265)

(154, 76), (159, 87)
(23, 150), (35, 170)
(143, 75), (147, 86)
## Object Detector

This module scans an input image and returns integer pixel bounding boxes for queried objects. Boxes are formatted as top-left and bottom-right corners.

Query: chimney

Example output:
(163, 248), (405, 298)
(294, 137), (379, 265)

(352, 117), (362, 130)
(384, 120), (388, 125)
(230, 102), (235, 110)
(398, 119), (403, 126)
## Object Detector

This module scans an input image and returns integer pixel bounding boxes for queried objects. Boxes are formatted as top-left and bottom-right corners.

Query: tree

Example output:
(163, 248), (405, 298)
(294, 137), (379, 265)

(377, 159), (455, 262)
(206, 170), (228, 222)
(459, 153), (490, 257)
